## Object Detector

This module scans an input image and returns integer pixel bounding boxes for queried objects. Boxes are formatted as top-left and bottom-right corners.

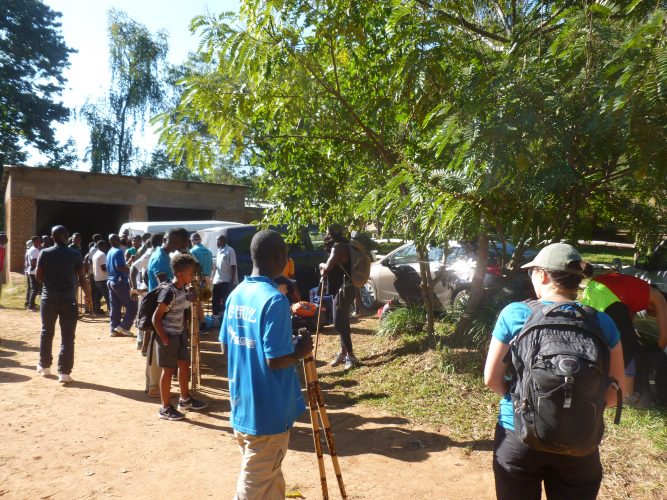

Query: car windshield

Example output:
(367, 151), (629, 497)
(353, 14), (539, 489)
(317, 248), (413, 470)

(387, 243), (442, 265)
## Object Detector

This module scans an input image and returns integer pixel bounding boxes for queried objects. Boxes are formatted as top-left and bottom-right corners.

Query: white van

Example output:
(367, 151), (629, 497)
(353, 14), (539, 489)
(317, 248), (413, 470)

(118, 220), (242, 238)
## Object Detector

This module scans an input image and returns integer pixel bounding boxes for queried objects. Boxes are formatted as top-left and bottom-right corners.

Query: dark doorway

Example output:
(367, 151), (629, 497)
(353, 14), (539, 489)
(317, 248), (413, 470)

(147, 206), (213, 221)
(36, 200), (130, 248)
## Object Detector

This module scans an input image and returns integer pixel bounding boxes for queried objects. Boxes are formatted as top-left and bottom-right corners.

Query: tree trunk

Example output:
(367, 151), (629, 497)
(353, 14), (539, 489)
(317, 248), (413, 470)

(455, 232), (489, 336)
(117, 100), (128, 175)
(415, 242), (436, 346)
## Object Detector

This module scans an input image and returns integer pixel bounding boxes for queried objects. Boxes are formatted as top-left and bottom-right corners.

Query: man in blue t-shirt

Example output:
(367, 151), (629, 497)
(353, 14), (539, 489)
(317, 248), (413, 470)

(220, 229), (312, 500)
(106, 233), (138, 337)
(189, 232), (213, 280)
(190, 232), (214, 332)
(147, 229), (181, 291)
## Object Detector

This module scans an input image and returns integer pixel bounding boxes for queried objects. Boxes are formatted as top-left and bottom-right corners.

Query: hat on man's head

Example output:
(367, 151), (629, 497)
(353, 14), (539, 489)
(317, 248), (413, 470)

(520, 243), (583, 275)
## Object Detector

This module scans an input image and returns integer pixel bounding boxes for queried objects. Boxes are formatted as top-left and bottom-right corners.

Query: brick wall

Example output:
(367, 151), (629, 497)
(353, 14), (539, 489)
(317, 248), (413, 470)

(6, 197), (35, 272)
(129, 204), (147, 221)
(214, 209), (245, 223)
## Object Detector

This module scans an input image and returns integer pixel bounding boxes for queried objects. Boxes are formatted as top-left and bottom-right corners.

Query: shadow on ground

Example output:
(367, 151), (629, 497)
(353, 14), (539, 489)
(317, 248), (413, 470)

(289, 410), (494, 460)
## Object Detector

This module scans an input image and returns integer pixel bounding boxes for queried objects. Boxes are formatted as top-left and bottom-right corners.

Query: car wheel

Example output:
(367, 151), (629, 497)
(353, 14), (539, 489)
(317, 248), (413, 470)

(360, 282), (378, 309)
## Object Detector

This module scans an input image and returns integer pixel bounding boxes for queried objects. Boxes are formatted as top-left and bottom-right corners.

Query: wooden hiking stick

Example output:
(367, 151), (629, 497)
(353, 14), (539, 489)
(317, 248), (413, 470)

(304, 360), (329, 500)
(313, 277), (326, 360)
(303, 354), (348, 500)
(190, 298), (201, 392)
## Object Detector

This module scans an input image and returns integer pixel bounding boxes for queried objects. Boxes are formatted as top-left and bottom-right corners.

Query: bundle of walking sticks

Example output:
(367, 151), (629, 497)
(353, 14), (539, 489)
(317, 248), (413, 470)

(304, 279), (348, 500)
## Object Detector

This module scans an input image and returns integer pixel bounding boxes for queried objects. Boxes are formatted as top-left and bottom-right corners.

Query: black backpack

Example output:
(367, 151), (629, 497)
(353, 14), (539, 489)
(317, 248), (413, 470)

(507, 301), (622, 456)
(136, 282), (175, 331)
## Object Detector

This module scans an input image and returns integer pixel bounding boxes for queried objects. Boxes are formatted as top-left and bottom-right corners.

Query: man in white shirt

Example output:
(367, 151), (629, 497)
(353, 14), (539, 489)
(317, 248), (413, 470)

(212, 235), (237, 317)
(92, 240), (110, 313)
(26, 236), (42, 311)
(130, 234), (160, 293)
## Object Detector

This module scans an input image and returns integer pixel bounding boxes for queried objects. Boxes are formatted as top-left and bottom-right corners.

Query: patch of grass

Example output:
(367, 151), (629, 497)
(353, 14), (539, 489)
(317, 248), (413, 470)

(600, 408), (667, 498)
(579, 244), (636, 266)
(320, 335), (496, 443)
(0, 274), (27, 309)
(376, 306), (426, 338)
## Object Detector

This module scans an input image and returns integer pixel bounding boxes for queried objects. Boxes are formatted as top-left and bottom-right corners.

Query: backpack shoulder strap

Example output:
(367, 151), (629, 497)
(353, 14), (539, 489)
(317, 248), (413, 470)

(158, 281), (176, 313)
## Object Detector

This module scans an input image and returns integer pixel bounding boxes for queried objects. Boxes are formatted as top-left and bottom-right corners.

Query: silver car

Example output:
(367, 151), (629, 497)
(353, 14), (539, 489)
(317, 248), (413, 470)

(361, 242), (452, 310)
(361, 240), (534, 310)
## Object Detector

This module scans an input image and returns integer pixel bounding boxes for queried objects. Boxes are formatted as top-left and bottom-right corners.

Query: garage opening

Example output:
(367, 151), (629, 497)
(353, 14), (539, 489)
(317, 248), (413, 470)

(36, 200), (130, 246)
(147, 206), (213, 221)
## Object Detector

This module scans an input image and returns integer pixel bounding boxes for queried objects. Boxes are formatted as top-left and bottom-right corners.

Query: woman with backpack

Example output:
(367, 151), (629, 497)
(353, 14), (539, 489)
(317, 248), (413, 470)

(484, 243), (625, 500)
(319, 224), (359, 370)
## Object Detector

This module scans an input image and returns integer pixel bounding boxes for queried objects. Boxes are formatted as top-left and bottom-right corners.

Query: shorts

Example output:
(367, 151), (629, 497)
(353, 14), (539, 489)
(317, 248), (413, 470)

(155, 331), (189, 368)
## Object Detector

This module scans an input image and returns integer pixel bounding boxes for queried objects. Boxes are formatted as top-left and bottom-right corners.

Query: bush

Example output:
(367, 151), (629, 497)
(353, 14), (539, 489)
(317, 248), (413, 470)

(439, 294), (500, 349)
(376, 306), (426, 339)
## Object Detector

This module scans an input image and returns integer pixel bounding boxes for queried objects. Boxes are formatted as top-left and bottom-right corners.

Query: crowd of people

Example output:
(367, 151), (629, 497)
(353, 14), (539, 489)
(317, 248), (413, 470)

(14, 222), (365, 499)
(9, 223), (667, 500)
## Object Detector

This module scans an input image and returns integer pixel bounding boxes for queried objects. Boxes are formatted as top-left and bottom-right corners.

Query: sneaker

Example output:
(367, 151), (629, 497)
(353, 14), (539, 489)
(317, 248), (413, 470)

(58, 373), (73, 384)
(109, 330), (119, 337)
(177, 397), (207, 411)
(158, 404), (185, 421)
(36, 364), (51, 377)
(344, 355), (360, 370)
(113, 326), (131, 337)
(330, 351), (346, 367)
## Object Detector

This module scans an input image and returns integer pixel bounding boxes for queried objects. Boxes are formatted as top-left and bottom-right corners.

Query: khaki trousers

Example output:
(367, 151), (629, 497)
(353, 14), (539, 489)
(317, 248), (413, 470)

(234, 430), (290, 500)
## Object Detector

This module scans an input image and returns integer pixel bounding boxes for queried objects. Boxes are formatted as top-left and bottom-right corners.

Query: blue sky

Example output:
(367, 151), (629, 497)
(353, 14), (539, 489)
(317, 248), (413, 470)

(39, 0), (239, 168)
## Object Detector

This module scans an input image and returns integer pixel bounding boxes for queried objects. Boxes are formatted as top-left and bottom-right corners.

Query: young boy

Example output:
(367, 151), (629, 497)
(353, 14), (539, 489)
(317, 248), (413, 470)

(152, 253), (207, 420)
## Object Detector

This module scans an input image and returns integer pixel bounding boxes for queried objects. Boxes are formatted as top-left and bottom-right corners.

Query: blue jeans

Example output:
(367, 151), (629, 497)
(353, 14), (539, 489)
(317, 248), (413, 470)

(39, 299), (78, 374)
(107, 280), (138, 332)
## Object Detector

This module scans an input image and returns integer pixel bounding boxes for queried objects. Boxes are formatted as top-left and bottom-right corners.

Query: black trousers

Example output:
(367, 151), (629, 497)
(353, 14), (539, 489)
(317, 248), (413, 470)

(604, 301), (640, 368)
(333, 283), (356, 354)
(212, 282), (231, 316)
(493, 425), (602, 500)
(94, 280), (110, 311)
(27, 274), (41, 309)
(39, 299), (78, 374)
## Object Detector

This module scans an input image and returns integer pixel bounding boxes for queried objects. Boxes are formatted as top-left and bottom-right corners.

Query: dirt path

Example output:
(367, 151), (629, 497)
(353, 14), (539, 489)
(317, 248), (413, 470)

(0, 306), (495, 499)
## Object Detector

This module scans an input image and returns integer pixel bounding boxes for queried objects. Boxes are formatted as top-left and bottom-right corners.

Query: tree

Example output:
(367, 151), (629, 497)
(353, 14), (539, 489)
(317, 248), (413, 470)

(161, 1), (667, 339)
(84, 9), (168, 175)
(0, 0), (74, 171)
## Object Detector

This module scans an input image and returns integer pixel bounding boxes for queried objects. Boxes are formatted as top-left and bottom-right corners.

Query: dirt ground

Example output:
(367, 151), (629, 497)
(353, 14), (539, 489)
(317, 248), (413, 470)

(0, 302), (495, 499)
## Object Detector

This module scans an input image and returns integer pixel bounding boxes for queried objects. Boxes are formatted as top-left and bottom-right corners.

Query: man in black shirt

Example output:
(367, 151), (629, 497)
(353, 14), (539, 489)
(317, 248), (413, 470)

(36, 225), (92, 384)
